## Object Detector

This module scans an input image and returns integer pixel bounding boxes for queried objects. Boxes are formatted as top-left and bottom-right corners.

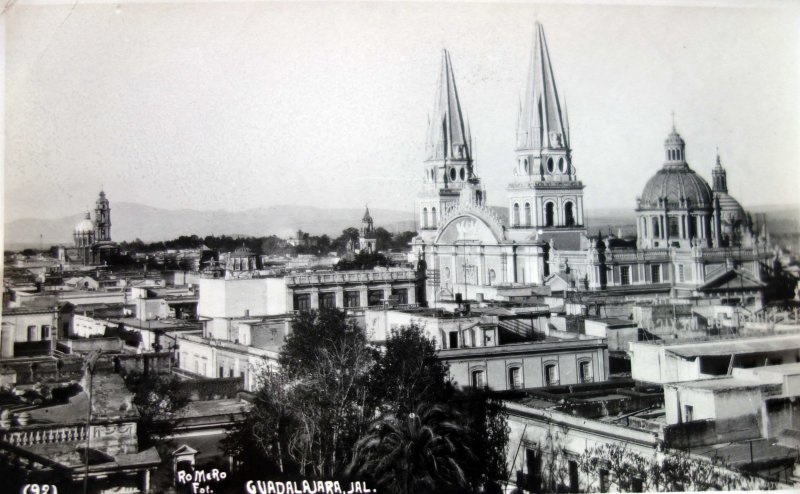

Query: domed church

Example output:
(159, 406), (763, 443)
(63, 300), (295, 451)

(412, 22), (773, 308)
(69, 190), (120, 265)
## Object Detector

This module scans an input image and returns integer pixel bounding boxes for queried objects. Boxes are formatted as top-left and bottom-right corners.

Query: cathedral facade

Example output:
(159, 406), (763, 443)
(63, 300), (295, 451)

(412, 22), (772, 307)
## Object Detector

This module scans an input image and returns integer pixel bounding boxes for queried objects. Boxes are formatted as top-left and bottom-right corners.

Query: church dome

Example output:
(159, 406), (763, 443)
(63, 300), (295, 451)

(74, 214), (94, 235)
(639, 165), (713, 210)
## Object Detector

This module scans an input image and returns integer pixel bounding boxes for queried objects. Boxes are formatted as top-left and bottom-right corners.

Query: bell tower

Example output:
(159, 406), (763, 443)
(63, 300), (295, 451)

(507, 23), (585, 234)
(94, 190), (112, 242)
(416, 49), (485, 241)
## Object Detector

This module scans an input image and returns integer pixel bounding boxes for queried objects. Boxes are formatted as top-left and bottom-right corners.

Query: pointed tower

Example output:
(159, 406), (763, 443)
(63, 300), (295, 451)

(507, 23), (585, 235)
(359, 206), (377, 253)
(711, 151), (728, 193)
(94, 190), (111, 242)
(417, 50), (486, 238)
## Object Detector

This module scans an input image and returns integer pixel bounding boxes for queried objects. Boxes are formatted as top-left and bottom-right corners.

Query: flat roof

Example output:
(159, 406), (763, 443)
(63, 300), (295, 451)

(648, 335), (800, 358)
(670, 377), (764, 391)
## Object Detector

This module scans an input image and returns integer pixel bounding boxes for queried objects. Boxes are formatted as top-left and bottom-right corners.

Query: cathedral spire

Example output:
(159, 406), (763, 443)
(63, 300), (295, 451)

(517, 22), (568, 152)
(426, 49), (470, 162)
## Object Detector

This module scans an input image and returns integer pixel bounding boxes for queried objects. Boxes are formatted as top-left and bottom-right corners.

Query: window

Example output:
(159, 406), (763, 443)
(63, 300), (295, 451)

(620, 266), (631, 286)
(684, 404), (694, 422)
(545, 203), (554, 227)
(450, 168), (457, 181)
(27, 325), (37, 341)
(345, 291), (360, 308)
(219, 366), (224, 378)
(651, 264), (661, 283)
(569, 460), (579, 492)
(544, 363), (559, 386)
(449, 332), (459, 349)
(41, 325), (50, 340)
(393, 288), (408, 305)
(564, 202), (575, 226)
(599, 469), (610, 493)
(513, 203), (520, 226)
(524, 203), (532, 226)
(652, 217), (660, 238)
(488, 269), (496, 286)
(642, 217), (648, 237)
(669, 217), (680, 237)
(431, 207), (437, 228)
(422, 208), (428, 228)
(508, 367), (522, 390)
(579, 361), (593, 383)
(460, 168), (466, 180)
(229, 368), (234, 378)
(558, 157), (565, 173)
(368, 290), (384, 306)
(525, 449), (542, 493)
(471, 369), (485, 388)
(319, 292), (336, 309)
(547, 157), (554, 173)
(293, 294), (311, 312)
(523, 159), (529, 173)
(678, 264), (685, 283)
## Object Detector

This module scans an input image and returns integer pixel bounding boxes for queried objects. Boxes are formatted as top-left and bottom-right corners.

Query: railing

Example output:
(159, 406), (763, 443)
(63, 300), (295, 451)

(285, 270), (417, 286)
(1, 424), (88, 447)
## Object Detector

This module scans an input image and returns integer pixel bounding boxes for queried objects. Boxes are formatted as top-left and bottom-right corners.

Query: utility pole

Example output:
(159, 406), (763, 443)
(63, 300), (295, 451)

(83, 350), (102, 494)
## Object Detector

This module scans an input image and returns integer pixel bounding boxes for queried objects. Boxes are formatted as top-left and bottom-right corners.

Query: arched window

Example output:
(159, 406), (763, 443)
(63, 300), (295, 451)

(558, 157), (565, 173)
(668, 149), (673, 160)
(564, 202), (575, 226)
(508, 367), (522, 390)
(524, 203), (532, 226)
(472, 369), (486, 388)
(547, 158), (554, 173)
(652, 217), (660, 238)
(677, 149), (682, 160)
(422, 208), (429, 229)
(641, 217), (648, 237)
(460, 168), (466, 181)
(524, 159), (529, 174)
(544, 363), (559, 386)
(513, 203), (520, 227)
(545, 202), (555, 227)
(431, 207), (437, 228)
(488, 269), (496, 286)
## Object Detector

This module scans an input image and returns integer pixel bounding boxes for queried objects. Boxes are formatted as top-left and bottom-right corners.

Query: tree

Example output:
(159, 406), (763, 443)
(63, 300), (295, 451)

(123, 371), (189, 449)
(374, 227), (392, 251)
(370, 324), (452, 415)
(242, 309), (379, 477)
(347, 403), (474, 494)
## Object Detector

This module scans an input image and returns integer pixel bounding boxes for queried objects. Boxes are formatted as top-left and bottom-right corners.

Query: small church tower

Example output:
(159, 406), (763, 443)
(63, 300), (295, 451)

(359, 206), (377, 253)
(94, 190), (112, 242)
(507, 22), (585, 235)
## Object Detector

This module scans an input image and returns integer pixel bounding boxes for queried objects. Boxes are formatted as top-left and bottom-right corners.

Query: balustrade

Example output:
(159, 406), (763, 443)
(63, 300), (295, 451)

(2, 424), (88, 446)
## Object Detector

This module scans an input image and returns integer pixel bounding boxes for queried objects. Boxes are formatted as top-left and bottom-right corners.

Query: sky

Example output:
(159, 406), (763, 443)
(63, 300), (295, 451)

(5, 0), (800, 223)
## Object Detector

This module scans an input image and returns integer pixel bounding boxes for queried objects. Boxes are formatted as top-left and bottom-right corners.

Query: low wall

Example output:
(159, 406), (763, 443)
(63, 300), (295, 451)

(114, 352), (172, 375)
(664, 415), (761, 448)
(63, 337), (123, 354)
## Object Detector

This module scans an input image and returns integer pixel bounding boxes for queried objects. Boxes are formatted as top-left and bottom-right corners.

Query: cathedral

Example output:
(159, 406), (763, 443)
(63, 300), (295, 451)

(69, 190), (119, 265)
(412, 22), (773, 308)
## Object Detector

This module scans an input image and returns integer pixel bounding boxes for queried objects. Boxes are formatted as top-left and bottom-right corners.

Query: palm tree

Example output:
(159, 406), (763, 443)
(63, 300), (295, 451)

(347, 403), (476, 494)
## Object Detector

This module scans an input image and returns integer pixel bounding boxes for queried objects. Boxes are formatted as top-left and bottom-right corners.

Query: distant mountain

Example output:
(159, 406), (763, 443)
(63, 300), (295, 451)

(4, 203), (416, 247)
(5, 202), (797, 250)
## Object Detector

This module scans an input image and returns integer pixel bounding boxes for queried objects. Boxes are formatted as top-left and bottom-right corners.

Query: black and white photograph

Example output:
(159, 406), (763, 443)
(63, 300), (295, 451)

(3, 0), (800, 492)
